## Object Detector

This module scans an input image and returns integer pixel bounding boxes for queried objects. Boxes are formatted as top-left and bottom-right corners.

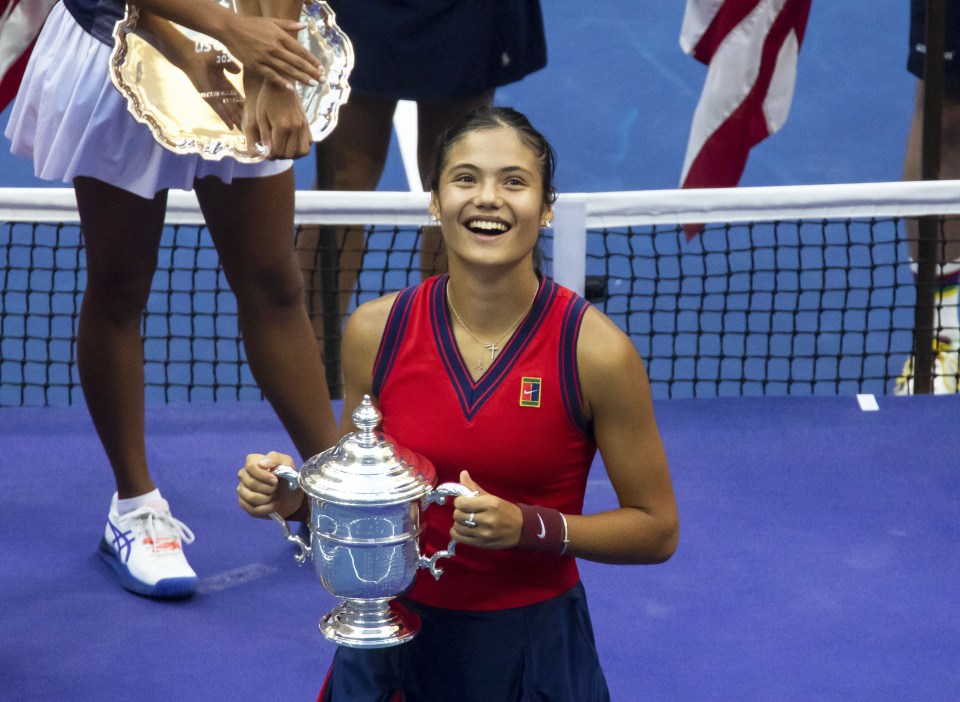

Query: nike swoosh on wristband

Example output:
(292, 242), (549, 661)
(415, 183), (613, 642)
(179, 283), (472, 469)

(537, 514), (546, 539)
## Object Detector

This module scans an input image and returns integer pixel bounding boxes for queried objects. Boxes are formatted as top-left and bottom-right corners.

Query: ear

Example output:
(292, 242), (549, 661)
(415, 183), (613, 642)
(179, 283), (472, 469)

(429, 193), (441, 221)
(540, 202), (554, 228)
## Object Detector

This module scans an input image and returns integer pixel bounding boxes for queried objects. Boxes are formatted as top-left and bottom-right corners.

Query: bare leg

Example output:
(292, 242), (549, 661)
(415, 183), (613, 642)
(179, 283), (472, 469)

(299, 92), (396, 327)
(73, 177), (167, 499)
(416, 91), (494, 279)
(196, 170), (339, 457)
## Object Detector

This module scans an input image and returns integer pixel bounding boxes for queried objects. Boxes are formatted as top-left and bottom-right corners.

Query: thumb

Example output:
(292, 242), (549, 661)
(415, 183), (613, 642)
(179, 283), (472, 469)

(459, 470), (485, 495)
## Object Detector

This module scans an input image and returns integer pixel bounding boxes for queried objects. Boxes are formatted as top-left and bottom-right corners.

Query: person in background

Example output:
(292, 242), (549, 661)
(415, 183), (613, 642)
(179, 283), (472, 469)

(238, 106), (679, 701)
(5, 0), (339, 598)
(297, 0), (547, 395)
(896, 0), (960, 394)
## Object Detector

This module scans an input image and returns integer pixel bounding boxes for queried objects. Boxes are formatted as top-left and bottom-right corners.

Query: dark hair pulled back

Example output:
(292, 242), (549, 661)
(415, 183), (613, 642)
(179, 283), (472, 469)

(428, 106), (558, 209)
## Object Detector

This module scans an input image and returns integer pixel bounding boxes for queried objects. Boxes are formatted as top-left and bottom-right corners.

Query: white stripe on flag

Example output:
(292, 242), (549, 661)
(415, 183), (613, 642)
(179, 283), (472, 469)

(0, 0), (56, 77)
(678, 0), (809, 237)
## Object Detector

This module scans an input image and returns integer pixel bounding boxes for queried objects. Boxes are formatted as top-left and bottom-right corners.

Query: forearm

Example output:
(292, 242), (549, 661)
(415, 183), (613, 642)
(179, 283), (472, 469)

(134, 9), (194, 63)
(563, 506), (678, 565)
(131, 0), (233, 41)
(258, 0), (304, 21)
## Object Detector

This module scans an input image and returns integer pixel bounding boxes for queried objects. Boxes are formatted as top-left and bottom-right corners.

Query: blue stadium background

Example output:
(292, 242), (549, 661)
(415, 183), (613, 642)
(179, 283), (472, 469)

(0, 2), (919, 403)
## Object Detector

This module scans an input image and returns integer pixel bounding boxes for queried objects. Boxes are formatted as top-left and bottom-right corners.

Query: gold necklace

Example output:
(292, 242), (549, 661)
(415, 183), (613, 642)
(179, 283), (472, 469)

(447, 281), (538, 372)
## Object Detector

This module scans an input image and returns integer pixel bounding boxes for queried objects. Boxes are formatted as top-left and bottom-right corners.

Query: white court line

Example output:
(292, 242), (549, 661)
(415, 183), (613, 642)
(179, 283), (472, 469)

(857, 394), (880, 412)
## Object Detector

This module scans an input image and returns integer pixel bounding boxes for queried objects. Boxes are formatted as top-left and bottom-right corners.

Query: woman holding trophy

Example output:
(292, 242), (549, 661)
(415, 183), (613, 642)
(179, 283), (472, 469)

(5, 0), (339, 599)
(237, 106), (679, 701)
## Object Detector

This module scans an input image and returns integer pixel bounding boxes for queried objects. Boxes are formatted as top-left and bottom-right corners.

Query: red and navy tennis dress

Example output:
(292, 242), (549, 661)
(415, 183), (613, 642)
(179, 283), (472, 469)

(318, 274), (611, 701)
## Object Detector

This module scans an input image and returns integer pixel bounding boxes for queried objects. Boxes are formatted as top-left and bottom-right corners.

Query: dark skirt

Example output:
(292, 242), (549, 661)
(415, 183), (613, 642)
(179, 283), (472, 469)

(317, 581), (611, 702)
(329, 0), (547, 102)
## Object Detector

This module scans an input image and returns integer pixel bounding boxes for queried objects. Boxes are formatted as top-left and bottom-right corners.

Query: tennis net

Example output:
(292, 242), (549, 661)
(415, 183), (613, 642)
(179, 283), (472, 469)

(2, 181), (959, 406)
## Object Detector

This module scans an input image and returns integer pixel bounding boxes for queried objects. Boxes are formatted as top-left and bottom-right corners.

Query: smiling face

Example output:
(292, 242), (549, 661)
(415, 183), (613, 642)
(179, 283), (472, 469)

(430, 126), (553, 272)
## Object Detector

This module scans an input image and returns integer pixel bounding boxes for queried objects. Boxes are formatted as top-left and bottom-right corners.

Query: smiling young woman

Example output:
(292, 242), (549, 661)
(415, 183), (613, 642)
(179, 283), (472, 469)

(237, 106), (679, 701)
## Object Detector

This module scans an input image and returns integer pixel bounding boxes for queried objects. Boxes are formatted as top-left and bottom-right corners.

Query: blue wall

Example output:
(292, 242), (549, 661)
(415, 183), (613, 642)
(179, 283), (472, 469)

(0, 2), (915, 194)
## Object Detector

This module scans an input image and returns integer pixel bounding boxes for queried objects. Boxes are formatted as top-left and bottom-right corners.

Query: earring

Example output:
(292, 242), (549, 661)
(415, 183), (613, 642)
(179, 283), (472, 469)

(429, 213), (440, 224)
(541, 220), (552, 228)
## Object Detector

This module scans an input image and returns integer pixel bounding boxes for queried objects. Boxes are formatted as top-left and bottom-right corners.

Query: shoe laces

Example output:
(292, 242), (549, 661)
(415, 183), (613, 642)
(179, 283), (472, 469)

(123, 501), (196, 551)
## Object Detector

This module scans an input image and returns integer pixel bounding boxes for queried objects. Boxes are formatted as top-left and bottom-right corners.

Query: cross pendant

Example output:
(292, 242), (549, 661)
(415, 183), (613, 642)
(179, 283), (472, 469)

(484, 343), (499, 360)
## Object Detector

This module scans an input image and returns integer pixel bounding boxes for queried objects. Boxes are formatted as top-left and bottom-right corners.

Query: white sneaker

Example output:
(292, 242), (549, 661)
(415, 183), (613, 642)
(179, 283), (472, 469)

(99, 494), (199, 598)
(893, 340), (960, 395)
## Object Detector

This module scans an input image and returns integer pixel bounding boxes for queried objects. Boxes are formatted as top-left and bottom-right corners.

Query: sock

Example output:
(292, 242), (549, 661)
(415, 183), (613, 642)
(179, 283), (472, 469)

(117, 488), (163, 516)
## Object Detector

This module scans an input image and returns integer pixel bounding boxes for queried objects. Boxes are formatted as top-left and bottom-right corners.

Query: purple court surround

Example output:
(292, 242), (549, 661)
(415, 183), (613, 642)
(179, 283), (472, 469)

(2, 395), (957, 701)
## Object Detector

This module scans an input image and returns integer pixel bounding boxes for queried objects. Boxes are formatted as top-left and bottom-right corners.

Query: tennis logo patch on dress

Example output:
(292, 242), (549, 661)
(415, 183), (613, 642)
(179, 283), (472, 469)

(520, 377), (542, 407)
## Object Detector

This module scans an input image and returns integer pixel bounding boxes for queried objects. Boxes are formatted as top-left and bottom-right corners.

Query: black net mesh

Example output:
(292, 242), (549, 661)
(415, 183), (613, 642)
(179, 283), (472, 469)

(0, 212), (931, 407)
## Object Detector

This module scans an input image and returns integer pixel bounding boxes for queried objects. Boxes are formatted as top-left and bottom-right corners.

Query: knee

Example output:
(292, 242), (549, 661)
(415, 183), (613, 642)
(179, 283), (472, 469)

(83, 262), (157, 324)
(234, 262), (307, 312)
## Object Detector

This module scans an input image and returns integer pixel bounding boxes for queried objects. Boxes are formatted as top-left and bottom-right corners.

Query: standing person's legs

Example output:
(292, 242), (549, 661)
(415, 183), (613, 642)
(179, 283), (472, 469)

(297, 93), (396, 396)
(896, 81), (960, 394)
(196, 170), (339, 457)
(74, 176), (198, 598)
(74, 177), (166, 498)
(416, 91), (494, 279)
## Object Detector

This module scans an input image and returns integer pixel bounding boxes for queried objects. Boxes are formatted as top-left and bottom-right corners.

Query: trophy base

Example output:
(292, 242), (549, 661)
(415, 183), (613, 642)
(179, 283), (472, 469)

(320, 598), (421, 648)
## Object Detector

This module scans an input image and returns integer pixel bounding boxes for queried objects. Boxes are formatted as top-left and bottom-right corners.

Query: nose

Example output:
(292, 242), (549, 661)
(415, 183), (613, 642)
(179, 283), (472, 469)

(474, 178), (502, 207)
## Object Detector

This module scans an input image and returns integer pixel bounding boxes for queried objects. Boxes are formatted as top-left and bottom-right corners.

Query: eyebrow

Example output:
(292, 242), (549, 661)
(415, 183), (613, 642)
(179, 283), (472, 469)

(448, 163), (535, 177)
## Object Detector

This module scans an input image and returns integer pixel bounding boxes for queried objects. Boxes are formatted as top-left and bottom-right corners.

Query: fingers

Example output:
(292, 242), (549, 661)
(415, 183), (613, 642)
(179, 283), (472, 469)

(236, 452), (294, 517)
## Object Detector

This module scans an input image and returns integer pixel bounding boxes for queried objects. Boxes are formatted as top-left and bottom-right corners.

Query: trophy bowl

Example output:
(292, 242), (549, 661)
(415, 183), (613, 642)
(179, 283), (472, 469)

(271, 395), (474, 648)
(109, 0), (353, 161)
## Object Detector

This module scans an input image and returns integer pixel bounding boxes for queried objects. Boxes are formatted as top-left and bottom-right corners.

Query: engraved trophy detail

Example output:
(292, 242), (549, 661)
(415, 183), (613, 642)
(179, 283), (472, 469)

(109, 0), (353, 160)
(270, 395), (474, 648)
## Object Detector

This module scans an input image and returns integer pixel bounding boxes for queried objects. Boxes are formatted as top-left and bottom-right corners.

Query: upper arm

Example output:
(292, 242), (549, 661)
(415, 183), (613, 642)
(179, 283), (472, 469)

(338, 293), (397, 435)
(577, 308), (678, 524)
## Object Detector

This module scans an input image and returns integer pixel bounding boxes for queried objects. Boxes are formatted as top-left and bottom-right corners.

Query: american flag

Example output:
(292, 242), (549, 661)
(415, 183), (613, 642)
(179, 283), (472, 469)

(0, 0), (57, 112)
(679, 0), (812, 197)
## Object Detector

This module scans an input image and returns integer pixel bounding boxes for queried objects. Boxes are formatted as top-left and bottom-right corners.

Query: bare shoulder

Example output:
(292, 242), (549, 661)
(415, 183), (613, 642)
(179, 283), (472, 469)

(577, 306), (643, 374)
(576, 306), (650, 416)
(343, 291), (400, 345)
(340, 292), (401, 395)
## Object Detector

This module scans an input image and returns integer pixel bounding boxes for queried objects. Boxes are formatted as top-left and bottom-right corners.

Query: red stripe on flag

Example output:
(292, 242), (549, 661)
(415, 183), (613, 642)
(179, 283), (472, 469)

(0, 35), (34, 112)
(680, 0), (811, 238)
(690, 0), (763, 64)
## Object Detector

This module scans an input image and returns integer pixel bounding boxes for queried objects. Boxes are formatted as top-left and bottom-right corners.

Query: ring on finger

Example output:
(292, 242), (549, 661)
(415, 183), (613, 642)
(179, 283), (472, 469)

(464, 512), (476, 528)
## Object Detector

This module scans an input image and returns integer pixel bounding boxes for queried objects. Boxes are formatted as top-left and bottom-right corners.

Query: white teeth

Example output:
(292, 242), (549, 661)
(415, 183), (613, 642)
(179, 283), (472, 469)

(468, 220), (508, 232)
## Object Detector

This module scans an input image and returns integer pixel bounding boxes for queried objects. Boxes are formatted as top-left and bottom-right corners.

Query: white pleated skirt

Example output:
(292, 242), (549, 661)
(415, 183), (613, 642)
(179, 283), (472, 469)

(5, 2), (291, 199)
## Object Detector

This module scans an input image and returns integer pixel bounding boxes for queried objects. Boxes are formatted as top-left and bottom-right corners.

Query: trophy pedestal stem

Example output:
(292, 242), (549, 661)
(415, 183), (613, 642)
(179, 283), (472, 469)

(320, 598), (421, 648)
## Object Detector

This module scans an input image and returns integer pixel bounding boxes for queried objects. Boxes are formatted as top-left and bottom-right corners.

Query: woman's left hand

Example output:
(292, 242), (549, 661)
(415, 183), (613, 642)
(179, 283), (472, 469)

(450, 471), (523, 549)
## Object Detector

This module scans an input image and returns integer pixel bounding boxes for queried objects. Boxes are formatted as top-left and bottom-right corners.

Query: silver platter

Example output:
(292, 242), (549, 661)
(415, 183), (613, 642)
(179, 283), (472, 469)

(109, 1), (353, 162)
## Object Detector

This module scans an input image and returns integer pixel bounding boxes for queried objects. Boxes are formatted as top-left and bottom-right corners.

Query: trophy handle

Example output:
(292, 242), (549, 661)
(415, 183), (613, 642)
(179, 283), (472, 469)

(418, 482), (477, 581)
(269, 465), (311, 565)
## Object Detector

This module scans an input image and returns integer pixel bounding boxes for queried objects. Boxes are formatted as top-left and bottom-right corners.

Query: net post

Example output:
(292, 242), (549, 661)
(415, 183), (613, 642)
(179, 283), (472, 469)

(552, 197), (587, 296)
(913, 0), (947, 394)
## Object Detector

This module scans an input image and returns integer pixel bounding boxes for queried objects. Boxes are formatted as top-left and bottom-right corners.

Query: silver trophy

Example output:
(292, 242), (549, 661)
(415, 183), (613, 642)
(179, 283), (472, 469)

(109, 0), (353, 161)
(271, 395), (474, 648)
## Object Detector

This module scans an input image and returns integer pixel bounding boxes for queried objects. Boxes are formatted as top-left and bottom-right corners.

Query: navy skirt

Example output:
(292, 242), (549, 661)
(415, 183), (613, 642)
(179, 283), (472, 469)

(317, 581), (610, 702)
(328, 0), (547, 102)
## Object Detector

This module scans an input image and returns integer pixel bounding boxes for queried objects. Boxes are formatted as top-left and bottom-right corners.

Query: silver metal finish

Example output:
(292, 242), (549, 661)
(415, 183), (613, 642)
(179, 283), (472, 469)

(109, 0), (353, 161)
(270, 395), (475, 647)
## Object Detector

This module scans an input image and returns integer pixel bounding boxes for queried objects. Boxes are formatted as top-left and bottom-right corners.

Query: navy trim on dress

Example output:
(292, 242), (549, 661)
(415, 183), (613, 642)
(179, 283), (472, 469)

(371, 285), (418, 398)
(433, 274), (554, 422)
(559, 294), (593, 439)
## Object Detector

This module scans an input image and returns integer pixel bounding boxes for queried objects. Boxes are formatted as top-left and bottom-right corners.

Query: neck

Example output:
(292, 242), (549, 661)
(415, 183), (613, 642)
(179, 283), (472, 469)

(445, 266), (540, 338)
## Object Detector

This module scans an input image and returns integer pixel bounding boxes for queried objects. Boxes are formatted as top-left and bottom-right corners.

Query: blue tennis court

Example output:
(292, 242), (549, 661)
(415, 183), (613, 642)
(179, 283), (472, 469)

(2, 395), (957, 701)
(1, 3), (953, 701)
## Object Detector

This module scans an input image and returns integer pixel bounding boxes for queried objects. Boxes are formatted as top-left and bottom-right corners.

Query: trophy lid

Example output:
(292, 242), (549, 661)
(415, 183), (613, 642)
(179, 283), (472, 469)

(297, 396), (437, 506)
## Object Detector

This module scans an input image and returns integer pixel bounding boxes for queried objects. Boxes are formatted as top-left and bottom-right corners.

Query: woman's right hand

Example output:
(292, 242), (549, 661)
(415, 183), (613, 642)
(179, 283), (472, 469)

(221, 14), (322, 90)
(237, 451), (305, 519)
